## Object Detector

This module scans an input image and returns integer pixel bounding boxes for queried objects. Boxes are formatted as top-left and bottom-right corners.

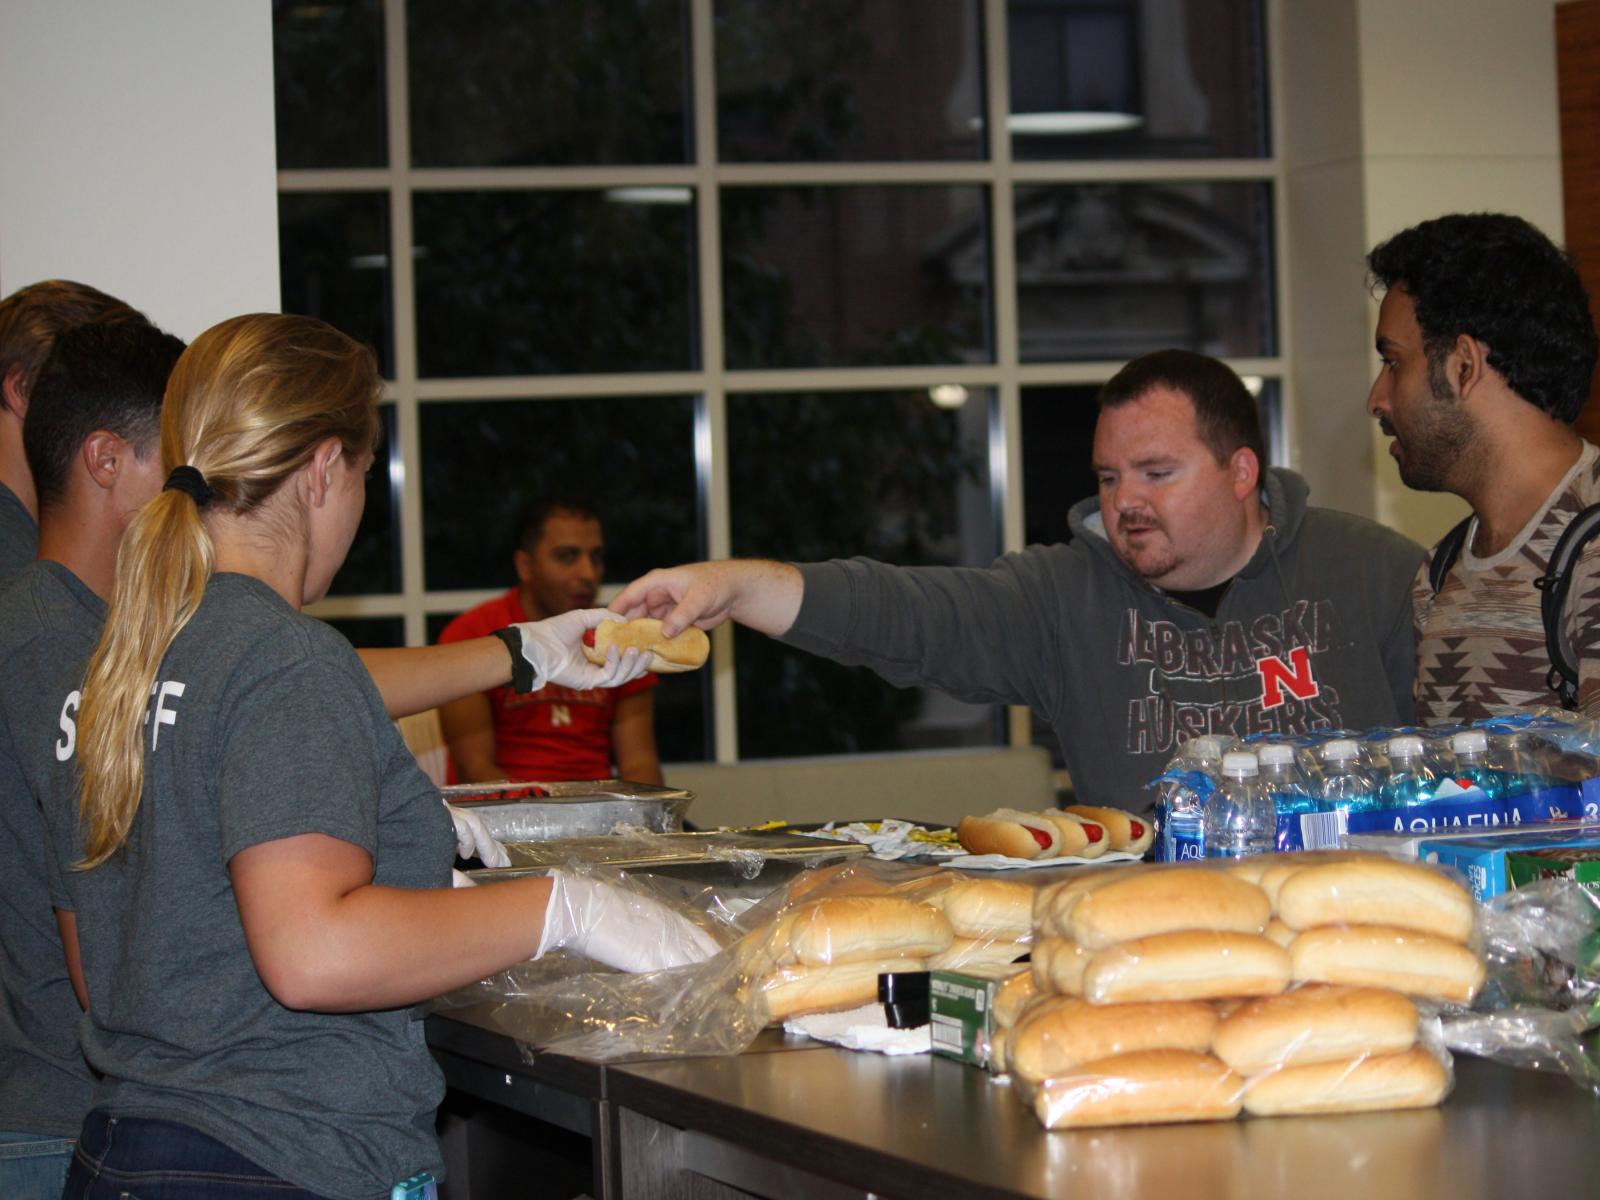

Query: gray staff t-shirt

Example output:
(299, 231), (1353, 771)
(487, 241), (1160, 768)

(0, 560), (103, 1135)
(0, 480), (39, 588)
(45, 573), (454, 1200)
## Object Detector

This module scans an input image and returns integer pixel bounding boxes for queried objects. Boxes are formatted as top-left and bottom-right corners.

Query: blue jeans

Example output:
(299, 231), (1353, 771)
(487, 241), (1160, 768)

(0, 1129), (74, 1200)
(63, 1111), (333, 1199)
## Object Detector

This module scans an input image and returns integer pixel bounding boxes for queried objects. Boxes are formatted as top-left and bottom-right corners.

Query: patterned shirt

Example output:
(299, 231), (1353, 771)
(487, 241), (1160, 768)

(1413, 441), (1600, 722)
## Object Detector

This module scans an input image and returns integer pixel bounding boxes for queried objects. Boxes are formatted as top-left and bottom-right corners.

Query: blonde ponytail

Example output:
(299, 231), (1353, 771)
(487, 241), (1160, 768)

(77, 488), (214, 866)
(75, 314), (380, 867)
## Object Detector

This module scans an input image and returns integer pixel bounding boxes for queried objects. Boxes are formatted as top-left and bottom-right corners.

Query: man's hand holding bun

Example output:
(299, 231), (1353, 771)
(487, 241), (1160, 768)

(582, 617), (711, 674)
(609, 560), (805, 639)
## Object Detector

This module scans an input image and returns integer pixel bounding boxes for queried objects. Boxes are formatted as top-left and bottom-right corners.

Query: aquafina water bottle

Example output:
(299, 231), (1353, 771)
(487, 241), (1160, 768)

(1380, 735), (1439, 809)
(1204, 751), (1276, 859)
(1159, 734), (1226, 861)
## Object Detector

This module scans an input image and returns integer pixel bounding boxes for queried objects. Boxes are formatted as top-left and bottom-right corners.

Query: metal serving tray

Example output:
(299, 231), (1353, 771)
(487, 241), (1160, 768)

(483, 829), (870, 874)
(466, 829), (870, 910)
(442, 779), (693, 840)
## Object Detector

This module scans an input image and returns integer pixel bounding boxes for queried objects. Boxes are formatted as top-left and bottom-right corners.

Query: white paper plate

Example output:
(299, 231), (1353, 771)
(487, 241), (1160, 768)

(947, 849), (1143, 871)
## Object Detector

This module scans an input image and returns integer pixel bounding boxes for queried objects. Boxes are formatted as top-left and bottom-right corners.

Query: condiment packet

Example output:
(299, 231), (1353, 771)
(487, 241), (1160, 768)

(799, 818), (966, 860)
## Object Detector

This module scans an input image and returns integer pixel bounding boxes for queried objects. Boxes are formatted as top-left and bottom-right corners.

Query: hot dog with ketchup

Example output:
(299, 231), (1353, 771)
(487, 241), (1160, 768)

(957, 809), (1107, 859)
(1064, 805), (1154, 855)
(582, 617), (710, 674)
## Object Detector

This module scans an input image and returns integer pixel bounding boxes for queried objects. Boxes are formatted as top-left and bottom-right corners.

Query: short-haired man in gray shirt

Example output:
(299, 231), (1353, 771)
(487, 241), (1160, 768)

(0, 319), (181, 1199)
(0, 281), (148, 586)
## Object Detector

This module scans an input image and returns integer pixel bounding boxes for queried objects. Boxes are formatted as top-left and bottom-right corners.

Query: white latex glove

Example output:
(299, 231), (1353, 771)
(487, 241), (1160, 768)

(451, 869), (478, 888)
(514, 609), (650, 692)
(444, 800), (511, 868)
(536, 869), (722, 973)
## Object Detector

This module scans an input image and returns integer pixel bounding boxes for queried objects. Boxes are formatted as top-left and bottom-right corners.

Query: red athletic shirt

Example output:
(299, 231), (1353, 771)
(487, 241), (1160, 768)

(437, 589), (657, 782)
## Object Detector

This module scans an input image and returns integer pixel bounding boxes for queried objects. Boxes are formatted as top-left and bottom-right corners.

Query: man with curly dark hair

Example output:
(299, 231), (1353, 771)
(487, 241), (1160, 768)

(1367, 212), (1600, 720)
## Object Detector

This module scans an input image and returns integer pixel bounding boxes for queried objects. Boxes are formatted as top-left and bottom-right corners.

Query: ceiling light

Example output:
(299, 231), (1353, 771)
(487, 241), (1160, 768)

(977, 112), (1144, 136)
(603, 186), (692, 206)
(928, 384), (969, 410)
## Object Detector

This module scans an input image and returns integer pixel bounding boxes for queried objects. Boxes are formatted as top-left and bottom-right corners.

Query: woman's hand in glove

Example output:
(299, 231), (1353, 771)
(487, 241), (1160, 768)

(536, 870), (722, 973)
(443, 800), (511, 868)
(514, 609), (649, 691)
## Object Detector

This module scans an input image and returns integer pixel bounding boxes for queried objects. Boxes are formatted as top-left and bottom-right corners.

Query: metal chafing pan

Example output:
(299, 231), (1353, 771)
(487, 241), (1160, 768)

(464, 830), (870, 908)
(473, 829), (870, 875)
(441, 779), (693, 840)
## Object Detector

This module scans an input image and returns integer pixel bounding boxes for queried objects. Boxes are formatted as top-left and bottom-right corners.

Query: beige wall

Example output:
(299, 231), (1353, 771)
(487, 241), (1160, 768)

(1282, 0), (1564, 548)
(0, 1), (280, 339)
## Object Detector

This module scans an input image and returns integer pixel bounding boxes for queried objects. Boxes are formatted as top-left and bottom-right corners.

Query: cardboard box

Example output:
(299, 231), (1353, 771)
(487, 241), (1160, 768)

(930, 964), (1026, 1067)
(1350, 817), (1600, 863)
(1507, 847), (1600, 899)
(1418, 826), (1600, 902)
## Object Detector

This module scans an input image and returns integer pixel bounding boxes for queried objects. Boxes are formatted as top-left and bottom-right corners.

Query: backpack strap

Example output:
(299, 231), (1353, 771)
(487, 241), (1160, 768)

(1536, 501), (1600, 711)
(1429, 516), (1474, 595)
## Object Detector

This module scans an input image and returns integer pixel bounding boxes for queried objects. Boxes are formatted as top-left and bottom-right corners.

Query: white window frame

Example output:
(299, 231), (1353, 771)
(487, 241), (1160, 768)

(287, 0), (1290, 764)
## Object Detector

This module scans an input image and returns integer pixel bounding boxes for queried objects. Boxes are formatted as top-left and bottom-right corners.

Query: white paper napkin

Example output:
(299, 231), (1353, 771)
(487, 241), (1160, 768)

(784, 1002), (932, 1055)
(948, 849), (1142, 871)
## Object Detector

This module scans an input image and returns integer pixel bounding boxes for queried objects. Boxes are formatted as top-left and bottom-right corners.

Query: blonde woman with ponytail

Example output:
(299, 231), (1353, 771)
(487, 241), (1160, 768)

(51, 315), (718, 1200)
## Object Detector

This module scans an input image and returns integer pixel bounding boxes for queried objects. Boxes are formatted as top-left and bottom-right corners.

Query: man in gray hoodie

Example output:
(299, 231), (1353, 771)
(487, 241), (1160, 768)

(612, 350), (1424, 813)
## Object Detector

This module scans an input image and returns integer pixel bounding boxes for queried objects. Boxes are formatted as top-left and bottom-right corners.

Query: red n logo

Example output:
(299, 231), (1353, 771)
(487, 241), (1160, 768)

(1258, 646), (1320, 710)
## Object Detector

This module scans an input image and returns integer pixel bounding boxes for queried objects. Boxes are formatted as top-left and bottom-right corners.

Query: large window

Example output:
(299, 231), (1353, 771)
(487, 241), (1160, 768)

(275, 0), (1282, 767)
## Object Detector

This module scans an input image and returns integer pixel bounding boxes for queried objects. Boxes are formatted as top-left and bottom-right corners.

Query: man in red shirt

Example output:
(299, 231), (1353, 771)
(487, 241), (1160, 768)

(438, 501), (662, 783)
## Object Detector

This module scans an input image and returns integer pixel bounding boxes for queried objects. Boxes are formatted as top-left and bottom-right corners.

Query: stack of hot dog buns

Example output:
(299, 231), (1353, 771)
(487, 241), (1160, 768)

(956, 804), (1153, 860)
(748, 869), (1039, 1022)
(1250, 856), (1485, 1005)
(756, 894), (953, 1022)
(1003, 853), (1475, 1128)
(1214, 984), (1447, 1116)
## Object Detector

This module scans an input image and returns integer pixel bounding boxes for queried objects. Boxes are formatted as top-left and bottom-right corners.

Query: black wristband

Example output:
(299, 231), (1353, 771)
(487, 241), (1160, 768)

(492, 627), (537, 693)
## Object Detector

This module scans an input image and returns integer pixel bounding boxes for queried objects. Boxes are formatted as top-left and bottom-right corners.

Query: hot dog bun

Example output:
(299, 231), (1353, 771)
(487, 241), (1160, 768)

(1067, 868), (1271, 950)
(1241, 1047), (1449, 1116)
(760, 957), (923, 1022)
(780, 896), (954, 966)
(1032, 1050), (1244, 1129)
(933, 877), (1035, 939)
(1276, 859), (1475, 943)
(927, 935), (1030, 970)
(1065, 805), (1155, 855)
(1008, 996), (1218, 1084)
(957, 810), (1063, 859)
(1288, 924), (1485, 1004)
(1212, 984), (1418, 1074)
(1031, 936), (1092, 995)
(1081, 931), (1291, 1004)
(583, 617), (710, 674)
(1033, 869), (1127, 939)
(993, 968), (1040, 1028)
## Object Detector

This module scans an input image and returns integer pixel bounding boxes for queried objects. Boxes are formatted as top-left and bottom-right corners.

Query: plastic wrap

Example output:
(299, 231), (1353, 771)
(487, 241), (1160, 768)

(1437, 876), (1600, 1091)
(434, 858), (1041, 1062)
(1000, 852), (1475, 1127)
(1017, 1039), (1455, 1130)
(1149, 713), (1600, 860)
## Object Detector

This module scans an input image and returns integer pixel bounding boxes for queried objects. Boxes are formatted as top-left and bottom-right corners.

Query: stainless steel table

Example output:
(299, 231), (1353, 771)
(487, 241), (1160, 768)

(604, 1047), (1600, 1199)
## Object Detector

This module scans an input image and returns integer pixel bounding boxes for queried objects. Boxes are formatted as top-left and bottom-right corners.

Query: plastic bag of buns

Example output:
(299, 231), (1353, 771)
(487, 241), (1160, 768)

(1008, 983), (1455, 1129)
(748, 862), (1040, 1023)
(1027, 852), (1487, 1010)
(442, 859), (1054, 1060)
(994, 849), (1488, 1127)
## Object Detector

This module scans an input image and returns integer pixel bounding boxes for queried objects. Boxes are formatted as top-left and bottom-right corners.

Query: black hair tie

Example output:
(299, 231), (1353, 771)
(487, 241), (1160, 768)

(163, 465), (214, 508)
